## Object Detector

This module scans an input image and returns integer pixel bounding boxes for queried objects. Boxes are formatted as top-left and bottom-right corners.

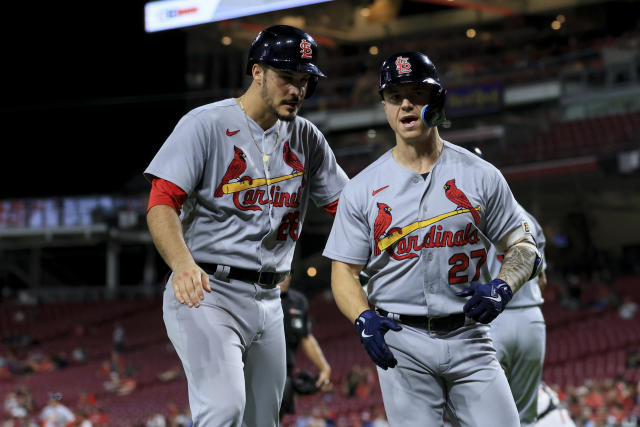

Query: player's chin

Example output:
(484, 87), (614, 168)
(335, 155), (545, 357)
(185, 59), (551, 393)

(398, 127), (424, 141)
(277, 105), (298, 121)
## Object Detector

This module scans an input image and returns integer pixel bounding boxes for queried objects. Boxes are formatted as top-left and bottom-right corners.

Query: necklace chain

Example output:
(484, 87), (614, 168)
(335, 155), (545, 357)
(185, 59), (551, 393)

(238, 100), (281, 163)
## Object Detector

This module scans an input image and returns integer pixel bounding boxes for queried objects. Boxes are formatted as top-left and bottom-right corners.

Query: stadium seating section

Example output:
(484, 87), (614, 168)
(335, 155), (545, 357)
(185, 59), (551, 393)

(1, 275), (639, 424)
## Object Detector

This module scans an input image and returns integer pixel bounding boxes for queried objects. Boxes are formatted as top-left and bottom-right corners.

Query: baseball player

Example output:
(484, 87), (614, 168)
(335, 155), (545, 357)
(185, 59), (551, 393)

(468, 146), (548, 427)
(279, 274), (332, 420)
(323, 51), (541, 426)
(145, 25), (348, 427)
(535, 383), (576, 427)
(488, 206), (547, 427)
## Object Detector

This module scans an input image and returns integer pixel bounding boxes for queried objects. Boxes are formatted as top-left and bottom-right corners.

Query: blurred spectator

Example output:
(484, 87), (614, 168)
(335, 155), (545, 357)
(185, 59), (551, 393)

(342, 365), (366, 398)
(618, 296), (638, 320)
(76, 411), (93, 427)
(584, 380), (605, 412)
(341, 364), (377, 400)
(370, 406), (389, 427)
(76, 392), (97, 416)
(25, 350), (54, 374)
(146, 413), (166, 427)
(116, 372), (137, 396)
(103, 369), (120, 393)
(307, 406), (327, 427)
(293, 407), (310, 427)
(357, 367), (377, 400)
(166, 403), (191, 427)
(71, 346), (88, 364)
(103, 365), (137, 396)
(87, 407), (108, 426)
(109, 351), (125, 376)
(112, 322), (125, 354)
(40, 393), (75, 427)
(4, 392), (28, 421)
(5, 385), (36, 420)
(157, 366), (183, 383)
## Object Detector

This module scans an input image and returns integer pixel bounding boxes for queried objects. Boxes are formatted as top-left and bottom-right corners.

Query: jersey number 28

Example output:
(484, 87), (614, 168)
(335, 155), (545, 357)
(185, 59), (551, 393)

(277, 211), (300, 241)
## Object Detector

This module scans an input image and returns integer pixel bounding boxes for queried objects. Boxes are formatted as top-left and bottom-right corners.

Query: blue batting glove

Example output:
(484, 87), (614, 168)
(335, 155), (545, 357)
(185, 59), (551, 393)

(354, 309), (402, 370)
(456, 279), (513, 324)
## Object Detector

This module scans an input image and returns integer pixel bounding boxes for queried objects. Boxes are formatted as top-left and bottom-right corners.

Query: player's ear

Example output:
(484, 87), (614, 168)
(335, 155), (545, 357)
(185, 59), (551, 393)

(252, 63), (265, 85)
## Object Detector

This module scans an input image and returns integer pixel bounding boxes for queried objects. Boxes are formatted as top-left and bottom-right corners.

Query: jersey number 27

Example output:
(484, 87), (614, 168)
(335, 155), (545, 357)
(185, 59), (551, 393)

(448, 249), (487, 285)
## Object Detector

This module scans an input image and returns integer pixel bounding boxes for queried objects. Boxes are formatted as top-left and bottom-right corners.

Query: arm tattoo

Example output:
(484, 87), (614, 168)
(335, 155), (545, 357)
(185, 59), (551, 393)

(497, 243), (536, 293)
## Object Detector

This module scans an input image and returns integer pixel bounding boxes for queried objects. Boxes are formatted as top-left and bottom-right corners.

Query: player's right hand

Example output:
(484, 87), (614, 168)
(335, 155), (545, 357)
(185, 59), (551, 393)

(171, 261), (211, 308)
(456, 279), (512, 323)
(354, 309), (402, 370)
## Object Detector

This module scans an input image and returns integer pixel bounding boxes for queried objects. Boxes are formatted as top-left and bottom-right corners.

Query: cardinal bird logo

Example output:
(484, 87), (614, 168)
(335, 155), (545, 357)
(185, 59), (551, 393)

(214, 146), (248, 198)
(373, 203), (392, 256)
(443, 179), (480, 225)
(283, 141), (306, 186)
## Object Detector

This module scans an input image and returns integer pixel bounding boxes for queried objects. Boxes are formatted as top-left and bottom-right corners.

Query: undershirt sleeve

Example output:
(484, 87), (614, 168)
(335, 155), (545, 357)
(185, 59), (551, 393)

(147, 178), (188, 215)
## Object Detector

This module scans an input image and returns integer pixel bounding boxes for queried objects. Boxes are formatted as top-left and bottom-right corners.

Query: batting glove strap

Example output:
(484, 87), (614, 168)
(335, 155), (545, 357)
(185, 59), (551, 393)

(455, 279), (513, 324)
(354, 309), (402, 370)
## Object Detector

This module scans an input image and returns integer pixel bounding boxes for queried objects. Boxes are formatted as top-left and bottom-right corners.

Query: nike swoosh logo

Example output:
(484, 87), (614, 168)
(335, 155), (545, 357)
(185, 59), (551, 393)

(483, 295), (502, 303)
(226, 129), (240, 136)
(372, 185), (389, 196)
(357, 317), (372, 338)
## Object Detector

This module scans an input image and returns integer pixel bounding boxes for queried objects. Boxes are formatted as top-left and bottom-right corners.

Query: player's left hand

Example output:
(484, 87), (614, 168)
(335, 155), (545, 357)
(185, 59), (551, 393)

(456, 279), (513, 324)
(355, 309), (402, 370)
(316, 367), (332, 392)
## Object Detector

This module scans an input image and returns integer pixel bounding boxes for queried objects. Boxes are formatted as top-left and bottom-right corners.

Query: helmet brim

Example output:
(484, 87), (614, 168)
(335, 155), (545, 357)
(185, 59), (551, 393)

(262, 59), (327, 78)
(379, 77), (441, 93)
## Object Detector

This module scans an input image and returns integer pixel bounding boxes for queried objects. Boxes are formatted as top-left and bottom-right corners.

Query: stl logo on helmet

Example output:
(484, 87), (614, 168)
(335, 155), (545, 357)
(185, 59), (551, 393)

(395, 56), (411, 74)
(300, 40), (312, 59)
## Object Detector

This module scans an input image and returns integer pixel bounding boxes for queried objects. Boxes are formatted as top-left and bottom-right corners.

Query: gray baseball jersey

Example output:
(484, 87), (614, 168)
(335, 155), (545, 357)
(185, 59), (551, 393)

(489, 208), (547, 426)
(147, 98), (347, 426)
(324, 141), (525, 426)
(145, 98), (348, 272)
(324, 141), (529, 316)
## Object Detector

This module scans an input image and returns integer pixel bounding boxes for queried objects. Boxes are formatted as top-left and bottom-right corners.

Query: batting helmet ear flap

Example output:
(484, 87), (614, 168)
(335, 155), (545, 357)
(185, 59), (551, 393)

(305, 75), (318, 99)
(421, 88), (447, 127)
